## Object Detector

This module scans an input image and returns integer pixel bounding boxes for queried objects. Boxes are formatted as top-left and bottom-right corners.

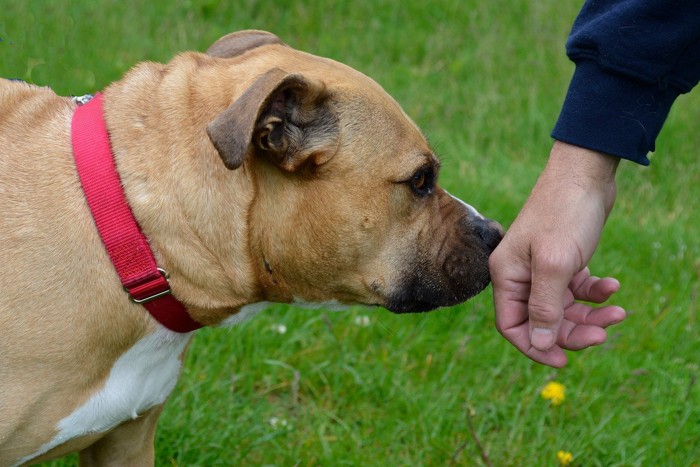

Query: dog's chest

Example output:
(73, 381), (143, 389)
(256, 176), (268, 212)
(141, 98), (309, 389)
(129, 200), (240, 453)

(64, 328), (192, 426)
(17, 329), (191, 465)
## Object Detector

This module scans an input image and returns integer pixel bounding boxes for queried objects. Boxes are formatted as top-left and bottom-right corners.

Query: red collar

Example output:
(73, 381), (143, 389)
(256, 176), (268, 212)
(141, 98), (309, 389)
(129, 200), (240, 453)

(71, 93), (203, 333)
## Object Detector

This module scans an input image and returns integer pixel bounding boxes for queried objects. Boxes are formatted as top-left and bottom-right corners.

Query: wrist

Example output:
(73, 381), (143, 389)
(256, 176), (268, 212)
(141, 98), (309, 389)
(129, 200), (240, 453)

(536, 141), (619, 218)
(548, 141), (620, 185)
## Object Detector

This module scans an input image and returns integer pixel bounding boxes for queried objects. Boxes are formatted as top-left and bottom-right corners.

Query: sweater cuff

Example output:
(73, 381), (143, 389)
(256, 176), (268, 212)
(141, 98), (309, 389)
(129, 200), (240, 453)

(552, 60), (681, 166)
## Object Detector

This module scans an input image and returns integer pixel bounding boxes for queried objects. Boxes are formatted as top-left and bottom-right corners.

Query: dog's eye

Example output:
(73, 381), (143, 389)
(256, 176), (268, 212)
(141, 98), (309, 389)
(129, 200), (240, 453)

(408, 167), (435, 196)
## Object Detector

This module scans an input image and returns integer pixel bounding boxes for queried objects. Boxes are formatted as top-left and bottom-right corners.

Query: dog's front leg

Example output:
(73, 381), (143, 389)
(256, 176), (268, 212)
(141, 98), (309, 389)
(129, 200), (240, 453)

(78, 405), (164, 467)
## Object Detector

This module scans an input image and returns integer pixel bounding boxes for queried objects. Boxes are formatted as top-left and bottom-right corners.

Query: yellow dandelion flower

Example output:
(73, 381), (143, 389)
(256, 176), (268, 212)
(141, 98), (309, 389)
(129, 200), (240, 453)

(557, 450), (574, 466)
(540, 381), (566, 406)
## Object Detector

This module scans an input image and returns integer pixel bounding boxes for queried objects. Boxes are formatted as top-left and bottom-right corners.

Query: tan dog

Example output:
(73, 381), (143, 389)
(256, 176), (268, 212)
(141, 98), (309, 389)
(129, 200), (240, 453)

(0, 30), (502, 465)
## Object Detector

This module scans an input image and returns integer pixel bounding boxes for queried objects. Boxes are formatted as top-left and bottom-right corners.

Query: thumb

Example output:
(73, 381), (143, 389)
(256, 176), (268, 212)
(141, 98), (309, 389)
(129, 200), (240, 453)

(528, 256), (575, 351)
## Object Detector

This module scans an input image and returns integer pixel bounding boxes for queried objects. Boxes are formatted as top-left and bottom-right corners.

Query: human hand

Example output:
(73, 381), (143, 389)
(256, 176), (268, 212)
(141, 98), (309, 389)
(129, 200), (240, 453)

(489, 141), (626, 367)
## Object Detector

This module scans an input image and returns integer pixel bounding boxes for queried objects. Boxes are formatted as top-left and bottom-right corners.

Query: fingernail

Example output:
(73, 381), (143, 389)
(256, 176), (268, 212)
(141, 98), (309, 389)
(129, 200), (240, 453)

(532, 328), (555, 350)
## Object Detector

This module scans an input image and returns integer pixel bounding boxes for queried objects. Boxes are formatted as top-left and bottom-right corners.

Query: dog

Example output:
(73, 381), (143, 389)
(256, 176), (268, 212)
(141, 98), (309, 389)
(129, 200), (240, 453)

(0, 30), (503, 465)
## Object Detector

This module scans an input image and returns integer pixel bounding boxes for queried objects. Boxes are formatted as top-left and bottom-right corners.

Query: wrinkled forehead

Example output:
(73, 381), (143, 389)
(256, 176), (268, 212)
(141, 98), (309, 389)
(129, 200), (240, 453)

(332, 87), (430, 149)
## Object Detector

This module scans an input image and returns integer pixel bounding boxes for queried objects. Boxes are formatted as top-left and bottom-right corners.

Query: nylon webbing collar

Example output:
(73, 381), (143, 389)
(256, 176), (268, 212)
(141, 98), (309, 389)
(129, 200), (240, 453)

(71, 93), (203, 333)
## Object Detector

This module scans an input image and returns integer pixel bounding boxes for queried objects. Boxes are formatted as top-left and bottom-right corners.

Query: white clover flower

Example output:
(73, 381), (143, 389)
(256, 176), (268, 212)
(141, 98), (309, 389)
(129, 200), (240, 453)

(271, 323), (287, 334)
(269, 416), (288, 428)
(354, 315), (370, 327)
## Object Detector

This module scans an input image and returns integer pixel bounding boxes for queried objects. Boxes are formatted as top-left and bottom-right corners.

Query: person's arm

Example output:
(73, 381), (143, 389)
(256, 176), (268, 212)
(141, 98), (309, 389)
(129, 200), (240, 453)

(490, 0), (700, 367)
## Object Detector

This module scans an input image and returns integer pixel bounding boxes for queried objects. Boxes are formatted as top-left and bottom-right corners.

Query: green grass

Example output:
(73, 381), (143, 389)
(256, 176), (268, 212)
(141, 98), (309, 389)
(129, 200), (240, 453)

(3, 0), (700, 465)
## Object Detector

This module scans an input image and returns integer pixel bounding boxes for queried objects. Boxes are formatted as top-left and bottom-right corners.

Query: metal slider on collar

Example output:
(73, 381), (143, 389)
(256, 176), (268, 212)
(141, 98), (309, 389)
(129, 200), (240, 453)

(125, 268), (173, 304)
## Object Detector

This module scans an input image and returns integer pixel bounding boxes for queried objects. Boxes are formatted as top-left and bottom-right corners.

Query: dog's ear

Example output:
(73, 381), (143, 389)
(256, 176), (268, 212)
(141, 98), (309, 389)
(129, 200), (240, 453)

(207, 30), (286, 58)
(207, 68), (339, 172)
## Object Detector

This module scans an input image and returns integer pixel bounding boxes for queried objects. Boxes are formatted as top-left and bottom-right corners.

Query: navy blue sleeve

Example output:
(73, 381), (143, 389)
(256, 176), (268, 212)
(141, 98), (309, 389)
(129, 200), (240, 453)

(551, 0), (700, 165)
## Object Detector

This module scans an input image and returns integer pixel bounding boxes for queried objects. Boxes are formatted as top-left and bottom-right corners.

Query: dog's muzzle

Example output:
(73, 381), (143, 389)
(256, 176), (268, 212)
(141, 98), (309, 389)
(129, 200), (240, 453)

(386, 207), (503, 314)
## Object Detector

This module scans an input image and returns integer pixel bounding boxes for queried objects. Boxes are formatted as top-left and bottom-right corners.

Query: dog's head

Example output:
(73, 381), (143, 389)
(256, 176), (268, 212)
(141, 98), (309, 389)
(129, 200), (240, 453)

(205, 31), (503, 313)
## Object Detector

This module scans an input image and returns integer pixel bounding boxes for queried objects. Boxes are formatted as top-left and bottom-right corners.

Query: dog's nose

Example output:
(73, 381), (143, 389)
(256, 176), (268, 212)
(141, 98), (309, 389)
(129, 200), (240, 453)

(446, 193), (503, 252)
(472, 217), (504, 252)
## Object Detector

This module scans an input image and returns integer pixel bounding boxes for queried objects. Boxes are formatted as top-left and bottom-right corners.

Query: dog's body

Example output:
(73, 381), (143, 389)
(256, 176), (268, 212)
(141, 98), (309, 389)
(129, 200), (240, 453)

(0, 31), (502, 465)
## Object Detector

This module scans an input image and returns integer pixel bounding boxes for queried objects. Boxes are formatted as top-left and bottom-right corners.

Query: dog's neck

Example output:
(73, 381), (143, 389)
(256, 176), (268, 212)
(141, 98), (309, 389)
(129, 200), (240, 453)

(73, 93), (204, 332)
(99, 55), (269, 326)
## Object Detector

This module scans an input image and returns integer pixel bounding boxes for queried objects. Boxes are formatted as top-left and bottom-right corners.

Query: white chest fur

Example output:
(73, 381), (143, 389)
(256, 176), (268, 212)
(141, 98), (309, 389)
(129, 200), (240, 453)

(15, 328), (192, 466)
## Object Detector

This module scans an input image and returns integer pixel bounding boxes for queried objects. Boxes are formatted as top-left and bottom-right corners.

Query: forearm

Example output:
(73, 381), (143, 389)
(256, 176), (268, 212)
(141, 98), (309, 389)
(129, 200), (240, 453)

(552, 0), (700, 165)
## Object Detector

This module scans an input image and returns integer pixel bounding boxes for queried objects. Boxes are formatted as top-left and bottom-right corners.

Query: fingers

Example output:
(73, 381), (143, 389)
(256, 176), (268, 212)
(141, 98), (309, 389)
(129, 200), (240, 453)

(557, 303), (626, 350)
(492, 284), (569, 368)
(550, 269), (625, 351)
(557, 321), (607, 351)
(490, 246), (533, 332)
(524, 344), (568, 368)
(564, 302), (626, 328)
(569, 267), (620, 303)
(498, 321), (569, 368)
(497, 300), (627, 366)
(525, 346), (568, 368)
(527, 253), (577, 351)
(490, 230), (624, 366)
(491, 249), (619, 363)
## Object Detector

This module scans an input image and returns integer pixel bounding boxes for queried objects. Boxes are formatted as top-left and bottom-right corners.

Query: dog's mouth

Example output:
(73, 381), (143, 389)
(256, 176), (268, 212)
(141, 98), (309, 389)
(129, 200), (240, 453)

(384, 275), (491, 314)
(381, 243), (495, 314)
